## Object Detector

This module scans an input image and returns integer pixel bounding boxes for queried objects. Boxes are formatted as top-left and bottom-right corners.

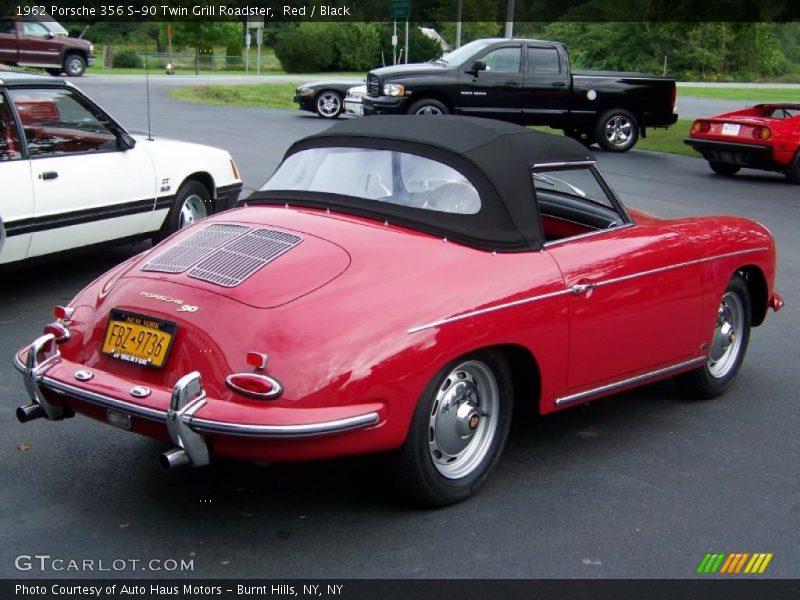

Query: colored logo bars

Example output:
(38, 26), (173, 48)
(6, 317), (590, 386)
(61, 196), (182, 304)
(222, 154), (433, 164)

(697, 552), (773, 574)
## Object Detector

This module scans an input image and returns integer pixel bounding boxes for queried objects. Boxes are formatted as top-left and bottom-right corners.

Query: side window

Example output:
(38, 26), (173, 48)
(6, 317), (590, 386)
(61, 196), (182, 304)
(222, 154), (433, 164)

(482, 47), (521, 74)
(527, 48), (561, 75)
(22, 22), (49, 37)
(0, 95), (23, 161)
(9, 88), (119, 157)
(533, 167), (626, 242)
(0, 19), (16, 34)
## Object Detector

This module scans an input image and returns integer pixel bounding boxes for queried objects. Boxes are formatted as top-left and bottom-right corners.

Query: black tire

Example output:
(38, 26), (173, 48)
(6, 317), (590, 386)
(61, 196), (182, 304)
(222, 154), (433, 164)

(315, 90), (343, 119)
(675, 274), (751, 399)
(594, 108), (639, 152)
(709, 161), (740, 177)
(153, 180), (212, 244)
(393, 349), (513, 506)
(63, 53), (86, 77)
(407, 98), (450, 116)
(564, 127), (596, 147)
(45, 68), (62, 76)
(784, 150), (800, 184)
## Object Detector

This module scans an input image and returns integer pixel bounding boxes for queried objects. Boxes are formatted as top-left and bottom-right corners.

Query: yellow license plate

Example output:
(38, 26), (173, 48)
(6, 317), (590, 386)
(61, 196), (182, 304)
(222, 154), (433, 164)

(101, 309), (177, 368)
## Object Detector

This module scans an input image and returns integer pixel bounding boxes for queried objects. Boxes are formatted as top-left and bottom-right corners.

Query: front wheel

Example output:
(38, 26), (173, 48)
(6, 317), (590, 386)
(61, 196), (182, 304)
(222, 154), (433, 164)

(315, 91), (342, 119)
(594, 109), (639, 152)
(393, 350), (513, 506)
(407, 98), (450, 116)
(63, 53), (86, 77)
(709, 161), (740, 177)
(675, 274), (751, 399)
(154, 180), (211, 244)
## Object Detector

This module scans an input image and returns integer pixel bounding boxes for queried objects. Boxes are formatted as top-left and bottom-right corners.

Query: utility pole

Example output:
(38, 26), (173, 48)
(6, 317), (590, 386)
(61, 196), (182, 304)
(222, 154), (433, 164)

(455, 0), (462, 48)
(504, 0), (515, 38)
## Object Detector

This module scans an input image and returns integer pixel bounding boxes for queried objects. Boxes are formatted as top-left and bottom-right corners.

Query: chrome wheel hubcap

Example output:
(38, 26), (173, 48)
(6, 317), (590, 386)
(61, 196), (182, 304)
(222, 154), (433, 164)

(708, 291), (744, 378)
(415, 105), (443, 115)
(428, 360), (499, 479)
(179, 194), (207, 228)
(317, 93), (340, 117)
(604, 115), (633, 147)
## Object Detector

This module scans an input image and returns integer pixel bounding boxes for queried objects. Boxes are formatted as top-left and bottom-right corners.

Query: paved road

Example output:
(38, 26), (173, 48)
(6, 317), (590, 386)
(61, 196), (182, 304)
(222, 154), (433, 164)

(1, 77), (798, 579)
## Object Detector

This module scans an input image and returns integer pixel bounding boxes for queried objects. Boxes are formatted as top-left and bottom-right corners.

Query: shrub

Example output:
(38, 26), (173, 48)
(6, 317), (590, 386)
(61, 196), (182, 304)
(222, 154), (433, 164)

(112, 50), (143, 69)
(275, 23), (335, 73)
(331, 23), (381, 71)
(226, 39), (243, 69)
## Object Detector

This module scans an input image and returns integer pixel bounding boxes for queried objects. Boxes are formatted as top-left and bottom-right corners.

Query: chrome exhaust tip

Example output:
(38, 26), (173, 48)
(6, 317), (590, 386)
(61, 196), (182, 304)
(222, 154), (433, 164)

(159, 447), (191, 471)
(17, 403), (45, 423)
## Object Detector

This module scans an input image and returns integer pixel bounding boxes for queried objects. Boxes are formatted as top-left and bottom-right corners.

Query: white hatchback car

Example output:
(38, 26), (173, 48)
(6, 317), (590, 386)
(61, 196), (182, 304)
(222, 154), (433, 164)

(0, 72), (242, 265)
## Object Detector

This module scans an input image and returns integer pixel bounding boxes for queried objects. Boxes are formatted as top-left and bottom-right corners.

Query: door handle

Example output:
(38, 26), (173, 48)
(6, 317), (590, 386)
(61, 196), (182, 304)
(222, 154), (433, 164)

(39, 171), (58, 181)
(551, 81), (567, 87)
(571, 283), (596, 296)
(505, 80), (521, 86)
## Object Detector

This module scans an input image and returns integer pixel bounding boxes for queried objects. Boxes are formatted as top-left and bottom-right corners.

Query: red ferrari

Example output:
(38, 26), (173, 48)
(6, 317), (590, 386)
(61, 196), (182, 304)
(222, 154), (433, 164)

(15, 117), (783, 505)
(685, 103), (800, 182)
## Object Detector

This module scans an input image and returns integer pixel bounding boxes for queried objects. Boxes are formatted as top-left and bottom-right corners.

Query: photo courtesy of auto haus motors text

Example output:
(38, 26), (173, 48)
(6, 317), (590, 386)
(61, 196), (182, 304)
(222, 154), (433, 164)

(1, 0), (798, 599)
(14, 583), (344, 597)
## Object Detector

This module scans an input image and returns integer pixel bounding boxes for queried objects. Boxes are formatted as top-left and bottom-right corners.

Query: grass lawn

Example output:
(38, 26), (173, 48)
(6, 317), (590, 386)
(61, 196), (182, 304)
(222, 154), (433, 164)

(679, 86), (800, 102)
(170, 83), (299, 110)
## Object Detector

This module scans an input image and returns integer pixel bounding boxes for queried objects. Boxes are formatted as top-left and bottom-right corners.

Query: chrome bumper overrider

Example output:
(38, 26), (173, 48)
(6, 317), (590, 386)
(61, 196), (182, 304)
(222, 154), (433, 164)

(14, 335), (380, 467)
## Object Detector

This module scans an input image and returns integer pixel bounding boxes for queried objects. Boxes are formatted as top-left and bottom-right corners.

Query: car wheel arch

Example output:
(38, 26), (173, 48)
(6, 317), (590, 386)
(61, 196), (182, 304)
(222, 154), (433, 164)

(738, 265), (769, 326)
(408, 92), (453, 113)
(181, 172), (216, 212)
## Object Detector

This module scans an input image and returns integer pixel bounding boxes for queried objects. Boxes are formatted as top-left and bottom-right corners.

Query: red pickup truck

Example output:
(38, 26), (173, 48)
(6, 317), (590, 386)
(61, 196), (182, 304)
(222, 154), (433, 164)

(0, 17), (94, 76)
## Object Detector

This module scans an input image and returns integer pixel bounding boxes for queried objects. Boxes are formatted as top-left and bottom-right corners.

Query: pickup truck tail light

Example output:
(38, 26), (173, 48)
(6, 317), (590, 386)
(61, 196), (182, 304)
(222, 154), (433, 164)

(752, 126), (772, 140)
(691, 120), (711, 134)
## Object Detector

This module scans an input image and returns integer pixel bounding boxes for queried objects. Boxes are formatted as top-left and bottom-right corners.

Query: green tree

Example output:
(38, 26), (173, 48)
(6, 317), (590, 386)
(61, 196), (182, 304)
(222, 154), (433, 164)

(171, 22), (240, 74)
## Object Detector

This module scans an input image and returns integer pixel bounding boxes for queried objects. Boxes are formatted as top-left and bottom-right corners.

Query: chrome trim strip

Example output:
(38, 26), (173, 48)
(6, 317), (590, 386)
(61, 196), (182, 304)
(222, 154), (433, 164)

(407, 247), (768, 333)
(407, 288), (571, 333)
(555, 357), (707, 406)
(591, 247), (769, 288)
(533, 160), (596, 169)
(190, 412), (380, 438)
(542, 223), (635, 247)
(28, 373), (379, 438)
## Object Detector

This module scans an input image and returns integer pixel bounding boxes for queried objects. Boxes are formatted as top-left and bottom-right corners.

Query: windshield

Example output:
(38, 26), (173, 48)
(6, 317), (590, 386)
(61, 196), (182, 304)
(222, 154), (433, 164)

(438, 39), (496, 67)
(261, 147), (481, 215)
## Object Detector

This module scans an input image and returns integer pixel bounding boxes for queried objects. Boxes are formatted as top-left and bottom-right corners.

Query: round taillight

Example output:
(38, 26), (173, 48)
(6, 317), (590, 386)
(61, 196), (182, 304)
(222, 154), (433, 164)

(226, 373), (283, 400)
(755, 127), (772, 140)
(692, 121), (710, 134)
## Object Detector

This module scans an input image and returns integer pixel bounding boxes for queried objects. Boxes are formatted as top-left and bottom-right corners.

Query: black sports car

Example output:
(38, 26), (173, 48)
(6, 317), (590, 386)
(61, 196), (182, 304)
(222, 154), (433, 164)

(293, 80), (363, 119)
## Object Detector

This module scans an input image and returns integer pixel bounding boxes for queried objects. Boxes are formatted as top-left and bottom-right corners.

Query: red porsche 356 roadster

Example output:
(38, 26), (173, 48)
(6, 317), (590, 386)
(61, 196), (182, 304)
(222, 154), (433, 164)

(15, 117), (782, 505)
(685, 103), (800, 182)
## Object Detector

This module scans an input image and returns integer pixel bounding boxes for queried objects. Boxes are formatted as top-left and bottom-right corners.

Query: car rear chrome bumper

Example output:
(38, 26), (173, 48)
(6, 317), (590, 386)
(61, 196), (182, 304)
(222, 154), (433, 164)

(14, 335), (381, 466)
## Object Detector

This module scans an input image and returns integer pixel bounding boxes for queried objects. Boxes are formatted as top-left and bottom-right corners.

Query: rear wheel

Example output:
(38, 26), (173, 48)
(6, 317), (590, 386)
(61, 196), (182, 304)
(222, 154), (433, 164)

(709, 161), (740, 177)
(394, 350), (513, 506)
(315, 91), (343, 119)
(594, 109), (639, 152)
(63, 53), (86, 77)
(408, 98), (449, 116)
(785, 150), (800, 184)
(676, 274), (751, 399)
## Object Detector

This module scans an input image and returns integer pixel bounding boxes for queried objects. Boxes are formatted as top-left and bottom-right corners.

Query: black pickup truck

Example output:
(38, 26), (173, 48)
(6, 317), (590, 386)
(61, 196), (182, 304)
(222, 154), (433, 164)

(362, 38), (678, 152)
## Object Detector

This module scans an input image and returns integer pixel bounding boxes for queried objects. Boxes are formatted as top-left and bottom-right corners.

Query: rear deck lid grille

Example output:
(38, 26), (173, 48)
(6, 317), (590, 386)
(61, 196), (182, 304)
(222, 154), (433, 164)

(188, 229), (303, 288)
(140, 224), (302, 287)
(142, 224), (251, 273)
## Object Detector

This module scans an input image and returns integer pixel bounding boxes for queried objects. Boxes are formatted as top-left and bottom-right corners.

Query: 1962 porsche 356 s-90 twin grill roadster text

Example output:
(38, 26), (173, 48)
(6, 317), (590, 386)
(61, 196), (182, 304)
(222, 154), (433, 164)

(15, 116), (782, 505)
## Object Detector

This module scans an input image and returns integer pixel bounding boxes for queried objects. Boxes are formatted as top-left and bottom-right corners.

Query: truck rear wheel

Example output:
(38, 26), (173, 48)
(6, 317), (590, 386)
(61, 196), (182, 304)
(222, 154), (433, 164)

(408, 99), (449, 116)
(64, 53), (86, 77)
(595, 109), (639, 152)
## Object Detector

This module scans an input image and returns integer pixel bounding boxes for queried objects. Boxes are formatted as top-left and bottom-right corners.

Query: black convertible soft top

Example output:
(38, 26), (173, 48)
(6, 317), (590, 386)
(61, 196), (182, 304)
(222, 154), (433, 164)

(247, 116), (594, 251)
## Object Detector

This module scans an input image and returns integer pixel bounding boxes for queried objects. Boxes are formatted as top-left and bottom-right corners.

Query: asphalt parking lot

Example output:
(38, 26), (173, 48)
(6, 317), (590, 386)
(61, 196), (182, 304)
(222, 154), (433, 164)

(1, 76), (798, 579)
